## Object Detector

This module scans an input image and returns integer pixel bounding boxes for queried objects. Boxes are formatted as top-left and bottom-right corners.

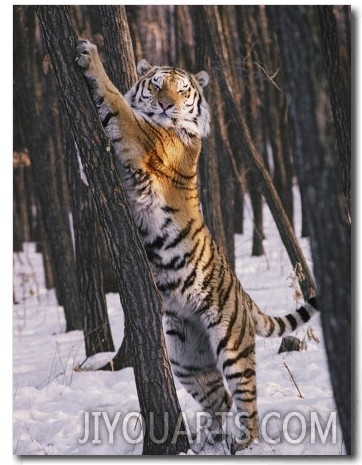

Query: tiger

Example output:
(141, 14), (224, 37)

(76, 39), (318, 451)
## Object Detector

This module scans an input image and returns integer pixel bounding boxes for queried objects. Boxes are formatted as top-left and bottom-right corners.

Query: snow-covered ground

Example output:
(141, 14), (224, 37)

(12, 189), (345, 456)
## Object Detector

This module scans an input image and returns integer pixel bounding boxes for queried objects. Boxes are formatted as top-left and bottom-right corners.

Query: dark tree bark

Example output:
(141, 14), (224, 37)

(39, 52), (72, 243)
(40, 51), (77, 305)
(236, 7), (265, 256)
(192, 6), (236, 267)
(13, 195), (23, 253)
(194, 5), (316, 299)
(332, 6), (351, 135)
(246, 170), (264, 257)
(14, 5), (81, 331)
(257, 5), (295, 227)
(39, 216), (55, 291)
(97, 5), (138, 371)
(233, 169), (245, 235)
(36, 5), (189, 455)
(98, 5), (138, 94)
(268, 5), (351, 454)
(62, 111), (114, 357)
(218, 6), (247, 237)
(68, 6), (121, 297)
(315, 6), (351, 221)
(98, 229), (119, 294)
(197, 78), (235, 267)
(213, 114), (236, 266)
(13, 151), (31, 251)
(13, 49), (34, 250)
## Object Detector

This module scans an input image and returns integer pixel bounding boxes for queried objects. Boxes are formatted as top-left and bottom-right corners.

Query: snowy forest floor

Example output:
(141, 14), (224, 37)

(12, 189), (345, 456)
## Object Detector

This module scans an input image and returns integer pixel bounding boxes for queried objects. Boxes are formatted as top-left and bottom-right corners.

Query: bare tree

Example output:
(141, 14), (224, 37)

(315, 6), (351, 220)
(268, 5), (351, 454)
(95, 4), (139, 371)
(193, 5), (316, 299)
(62, 110), (115, 357)
(36, 5), (189, 455)
(191, 5), (236, 266)
(13, 151), (31, 252)
(14, 5), (81, 331)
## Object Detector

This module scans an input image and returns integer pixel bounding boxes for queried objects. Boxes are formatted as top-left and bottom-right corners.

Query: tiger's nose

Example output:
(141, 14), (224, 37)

(159, 100), (174, 111)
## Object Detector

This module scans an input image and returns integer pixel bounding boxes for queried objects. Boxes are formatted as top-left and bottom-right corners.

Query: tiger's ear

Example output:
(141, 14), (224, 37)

(137, 59), (153, 76)
(194, 70), (209, 88)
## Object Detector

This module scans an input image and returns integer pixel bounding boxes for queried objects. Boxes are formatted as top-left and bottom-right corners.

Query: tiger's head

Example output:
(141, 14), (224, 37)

(125, 59), (210, 141)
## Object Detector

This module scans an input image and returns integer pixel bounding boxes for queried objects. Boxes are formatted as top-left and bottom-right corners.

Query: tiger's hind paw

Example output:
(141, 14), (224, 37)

(227, 431), (258, 454)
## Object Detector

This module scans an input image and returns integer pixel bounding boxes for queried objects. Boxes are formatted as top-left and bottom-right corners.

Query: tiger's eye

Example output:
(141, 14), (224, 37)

(178, 86), (190, 95)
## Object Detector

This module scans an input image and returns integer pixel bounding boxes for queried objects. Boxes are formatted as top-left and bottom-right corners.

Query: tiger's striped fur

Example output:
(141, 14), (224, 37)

(76, 39), (318, 450)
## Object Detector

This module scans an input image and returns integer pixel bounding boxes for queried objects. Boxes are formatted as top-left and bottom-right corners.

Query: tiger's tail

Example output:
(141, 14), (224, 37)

(250, 296), (318, 338)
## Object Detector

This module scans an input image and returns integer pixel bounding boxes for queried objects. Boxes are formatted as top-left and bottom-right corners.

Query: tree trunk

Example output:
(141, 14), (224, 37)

(98, 5), (138, 93)
(13, 153), (30, 251)
(246, 170), (264, 257)
(233, 169), (245, 235)
(39, 51), (72, 244)
(97, 5), (139, 370)
(194, 5), (315, 299)
(14, 5), (81, 331)
(192, 6), (236, 268)
(218, 6), (246, 238)
(197, 80), (235, 267)
(13, 117), (34, 250)
(237, 7), (265, 256)
(98, 228), (119, 294)
(257, 5), (295, 227)
(268, 5), (351, 454)
(39, 216), (55, 291)
(62, 110), (115, 357)
(13, 172), (24, 252)
(315, 6), (351, 221)
(36, 5), (189, 455)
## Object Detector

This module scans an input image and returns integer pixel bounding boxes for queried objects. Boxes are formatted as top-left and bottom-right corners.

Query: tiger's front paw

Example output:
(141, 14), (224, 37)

(76, 39), (99, 72)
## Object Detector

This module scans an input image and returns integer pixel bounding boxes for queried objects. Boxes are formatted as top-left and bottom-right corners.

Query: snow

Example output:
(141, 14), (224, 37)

(12, 188), (346, 457)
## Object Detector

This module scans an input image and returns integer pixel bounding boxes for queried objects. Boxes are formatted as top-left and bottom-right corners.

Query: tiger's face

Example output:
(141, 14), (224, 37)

(125, 59), (210, 140)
